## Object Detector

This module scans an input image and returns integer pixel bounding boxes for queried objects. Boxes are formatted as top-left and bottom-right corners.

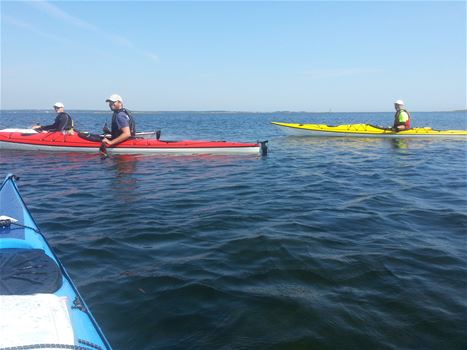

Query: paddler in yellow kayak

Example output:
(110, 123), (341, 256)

(393, 100), (411, 131)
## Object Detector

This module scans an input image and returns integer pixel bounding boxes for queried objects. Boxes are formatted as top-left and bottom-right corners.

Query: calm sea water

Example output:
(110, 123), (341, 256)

(1, 111), (466, 349)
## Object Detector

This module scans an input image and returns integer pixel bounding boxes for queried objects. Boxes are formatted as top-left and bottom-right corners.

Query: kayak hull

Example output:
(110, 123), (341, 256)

(0, 175), (112, 349)
(272, 122), (467, 138)
(0, 140), (261, 155)
(0, 130), (263, 155)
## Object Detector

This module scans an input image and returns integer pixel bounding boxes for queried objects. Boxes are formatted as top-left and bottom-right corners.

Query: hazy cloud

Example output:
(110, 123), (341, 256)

(2, 15), (69, 44)
(302, 68), (383, 78)
(144, 52), (160, 62)
(29, 0), (98, 32)
(26, 0), (159, 60)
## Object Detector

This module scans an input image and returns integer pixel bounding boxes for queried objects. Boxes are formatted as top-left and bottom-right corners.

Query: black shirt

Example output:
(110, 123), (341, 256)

(41, 112), (73, 132)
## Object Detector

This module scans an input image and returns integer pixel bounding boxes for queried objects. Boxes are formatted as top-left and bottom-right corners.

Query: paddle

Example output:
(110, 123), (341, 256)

(259, 140), (268, 156)
(99, 142), (108, 160)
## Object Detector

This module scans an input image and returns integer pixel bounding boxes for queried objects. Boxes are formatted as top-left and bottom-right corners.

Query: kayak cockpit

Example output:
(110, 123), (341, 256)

(0, 248), (62, 295)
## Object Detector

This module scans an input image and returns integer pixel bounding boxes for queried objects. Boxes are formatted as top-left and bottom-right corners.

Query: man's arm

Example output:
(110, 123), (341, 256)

(43, 114), (69, 131)
(102, 126), (131, 146)
(37, 115), (62, 132)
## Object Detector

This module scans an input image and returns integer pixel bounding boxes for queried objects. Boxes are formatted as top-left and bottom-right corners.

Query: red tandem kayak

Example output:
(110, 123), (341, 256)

(0, 129), (267, 156)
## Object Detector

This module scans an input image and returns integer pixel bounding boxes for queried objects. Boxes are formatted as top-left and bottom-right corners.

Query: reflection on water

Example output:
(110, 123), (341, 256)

(112, 155), (138, 179)
(280, 135), (453, 152)
(391, 139), (409, 149)
(108, 156), (139, 203)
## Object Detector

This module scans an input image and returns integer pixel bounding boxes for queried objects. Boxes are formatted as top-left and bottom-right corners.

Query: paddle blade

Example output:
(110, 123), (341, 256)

(99, 143), (108, 159)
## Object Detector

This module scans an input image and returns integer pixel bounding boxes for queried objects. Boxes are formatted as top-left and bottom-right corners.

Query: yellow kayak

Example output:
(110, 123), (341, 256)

(272, 122), (467, 138)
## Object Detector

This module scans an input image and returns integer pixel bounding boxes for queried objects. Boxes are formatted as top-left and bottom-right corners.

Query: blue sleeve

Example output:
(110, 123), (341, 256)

(115, 112), (130, 129)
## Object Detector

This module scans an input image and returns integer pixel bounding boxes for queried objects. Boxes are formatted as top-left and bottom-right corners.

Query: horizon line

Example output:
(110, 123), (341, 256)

(1, 109), (465, 113)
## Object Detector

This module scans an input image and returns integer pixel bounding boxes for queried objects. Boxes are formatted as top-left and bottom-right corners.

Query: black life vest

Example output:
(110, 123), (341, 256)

(40, 112), (73, 132)
(111, 108), (136, 139)
(59, 112), (74, 131)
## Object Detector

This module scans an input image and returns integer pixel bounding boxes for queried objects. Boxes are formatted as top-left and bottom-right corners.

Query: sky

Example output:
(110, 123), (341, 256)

(1, 1), (465, 112)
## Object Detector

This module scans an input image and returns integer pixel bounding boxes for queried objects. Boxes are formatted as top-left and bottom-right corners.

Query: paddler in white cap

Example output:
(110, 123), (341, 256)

(393, 100), (411, 131)
(32, 102), (74, 133)
(102, 94), (136, 147)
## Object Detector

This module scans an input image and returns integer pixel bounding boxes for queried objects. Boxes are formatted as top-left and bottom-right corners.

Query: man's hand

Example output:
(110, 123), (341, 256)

(102, 137), (112, 146)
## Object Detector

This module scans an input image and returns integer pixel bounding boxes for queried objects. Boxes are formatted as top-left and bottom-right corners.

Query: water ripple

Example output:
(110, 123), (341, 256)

(1, 111), (466, 349)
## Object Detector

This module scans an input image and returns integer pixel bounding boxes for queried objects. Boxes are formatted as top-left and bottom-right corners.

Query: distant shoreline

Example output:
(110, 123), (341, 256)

(1, 109), (466, 113)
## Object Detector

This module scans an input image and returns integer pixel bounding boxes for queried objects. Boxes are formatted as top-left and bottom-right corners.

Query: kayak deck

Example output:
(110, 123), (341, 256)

(272, 122), (467, 138)
(0, 175), (112, 349)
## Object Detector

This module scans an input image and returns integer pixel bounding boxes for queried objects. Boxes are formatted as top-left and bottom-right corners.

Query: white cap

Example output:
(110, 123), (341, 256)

(106, 94), (123, 103)
(53, 102), (64, 108)
(394, 100), (405, 106)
